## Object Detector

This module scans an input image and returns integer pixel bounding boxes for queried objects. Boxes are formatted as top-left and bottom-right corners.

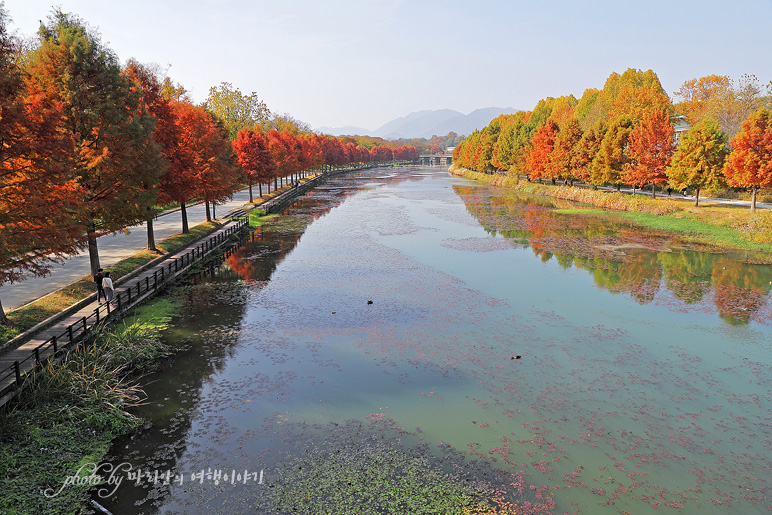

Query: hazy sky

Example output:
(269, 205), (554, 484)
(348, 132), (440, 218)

(6, 0), (772, 131)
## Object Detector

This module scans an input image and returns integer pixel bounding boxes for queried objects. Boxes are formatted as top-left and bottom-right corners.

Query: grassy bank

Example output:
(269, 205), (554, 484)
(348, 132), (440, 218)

(0, 221), (221, 346)
(0, 296), (181, 514)
(450, 166), (772, 255)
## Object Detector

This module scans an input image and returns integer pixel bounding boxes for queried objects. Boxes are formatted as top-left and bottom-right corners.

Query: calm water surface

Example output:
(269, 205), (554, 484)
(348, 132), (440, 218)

(100, 166), (772, 514)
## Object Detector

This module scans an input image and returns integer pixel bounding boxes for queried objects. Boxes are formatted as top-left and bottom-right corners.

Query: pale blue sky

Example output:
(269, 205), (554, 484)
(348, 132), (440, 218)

(6, 0), (772, 131)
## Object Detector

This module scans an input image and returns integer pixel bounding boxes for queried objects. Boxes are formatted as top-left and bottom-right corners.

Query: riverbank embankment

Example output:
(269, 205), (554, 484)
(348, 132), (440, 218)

(449, 165), (772, 256)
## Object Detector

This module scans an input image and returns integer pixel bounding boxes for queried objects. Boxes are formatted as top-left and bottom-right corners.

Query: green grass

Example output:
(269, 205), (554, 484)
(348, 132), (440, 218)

(0, 221), (221, 347)
(248, 212), (279, 227)
(0, 295), (179, 514)
(554, 207), (772, 253)
(617, 212), (772, 251)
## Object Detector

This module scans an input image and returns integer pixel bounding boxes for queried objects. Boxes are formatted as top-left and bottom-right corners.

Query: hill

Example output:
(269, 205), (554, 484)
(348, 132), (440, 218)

(316, 107), (520, 139)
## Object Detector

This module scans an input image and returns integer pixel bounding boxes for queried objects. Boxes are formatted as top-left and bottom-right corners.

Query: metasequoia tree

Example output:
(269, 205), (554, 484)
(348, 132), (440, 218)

(667, 119), (727, 206)
(183, 106), (237, 221)
(590, 115), (633, 189)
(0, 7), (82, 324)
(625, 109), (674, 197)
(233, 127), (274, 201)
(573, 120), (606, 185)
(723, 108), (772, 212)
(26, 10), (163, 274)
(550, 117), (583, 183)
(527, 121), (558, 181)
(123, 60), (173, 250)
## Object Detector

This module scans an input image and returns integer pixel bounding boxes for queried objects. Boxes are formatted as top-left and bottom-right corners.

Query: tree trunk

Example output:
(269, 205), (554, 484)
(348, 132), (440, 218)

(146, 212), (156, 251)
(274, 178), (278, 191)
(616, 184), (621, 191)
(212, 202), (216, 219)
(181, 201), (189, 234)
(694, 189), (700, 207)
(258, 182), (263, 197)
(205, 201), (212, 222)
(0, 299), (11, 327)
(751, 187), (757, 213)
(248, 182), (254, 203)
(651, 183), (656, 199)
(87, 221), (101, 276)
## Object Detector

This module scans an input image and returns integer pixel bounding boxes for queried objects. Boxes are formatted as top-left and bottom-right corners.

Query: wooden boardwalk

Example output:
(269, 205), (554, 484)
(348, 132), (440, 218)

(0, 219), (248, 408)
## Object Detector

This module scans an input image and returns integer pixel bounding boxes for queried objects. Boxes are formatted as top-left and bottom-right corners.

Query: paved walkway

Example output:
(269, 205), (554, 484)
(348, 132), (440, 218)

(0, 219), (247, 406)
(516, 174), (772, 210)
(0, 184), (291, 311)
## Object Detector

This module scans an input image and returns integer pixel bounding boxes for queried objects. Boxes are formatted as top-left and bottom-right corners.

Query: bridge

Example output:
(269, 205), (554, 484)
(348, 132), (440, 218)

(418, 153), (453, 166)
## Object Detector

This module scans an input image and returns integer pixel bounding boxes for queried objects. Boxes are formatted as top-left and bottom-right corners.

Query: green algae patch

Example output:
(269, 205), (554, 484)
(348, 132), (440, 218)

(0, 294), (179, 514)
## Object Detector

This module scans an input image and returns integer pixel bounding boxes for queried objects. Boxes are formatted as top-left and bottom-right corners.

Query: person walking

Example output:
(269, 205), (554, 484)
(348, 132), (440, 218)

(102, 271), (115, 303)
(94, 268), (105, 303)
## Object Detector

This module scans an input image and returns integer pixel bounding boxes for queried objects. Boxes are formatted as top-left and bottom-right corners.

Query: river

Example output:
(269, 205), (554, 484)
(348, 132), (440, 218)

(96, 166), (772, 514)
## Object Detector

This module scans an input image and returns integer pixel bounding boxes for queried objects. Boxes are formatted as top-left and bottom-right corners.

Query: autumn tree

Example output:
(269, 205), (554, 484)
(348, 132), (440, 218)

(491, 115), (525, 171)
(26, 10), (163, 274)
(526, 121), (558, 181)
(583, 69), (671, 127)
(123, 59), (174, 250)
(205, 82), (270, 140)
(268, 130), (299, 189)
(675, 74), (772, 138)
(371, 145), (393, 162)
(0, 6), (84, 324)
(625, 109), (674, 197)
(667, 119), (728, 206)
(590, 115), (633, 189)
(161, 76), (187, 100)
(673, 75), (731, 126)
(723, 108), (772, 212)
(162, 98), (202, 233)
(550, 117), (583, 183)
(189, 110), (238, 221)
(573, 120), (606, 185)
(233, 127), (274, 201)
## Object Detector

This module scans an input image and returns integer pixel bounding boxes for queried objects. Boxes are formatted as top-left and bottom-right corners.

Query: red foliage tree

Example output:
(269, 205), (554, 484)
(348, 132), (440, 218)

(625, 109), (674, 197)
(233, 128), (275, 201)
(172, 101), (237, 223)
(371, 145), (393, 162)
(26, 11), (164, 273)
(723, 108), (772, 212)
(268, 130), (299, 190)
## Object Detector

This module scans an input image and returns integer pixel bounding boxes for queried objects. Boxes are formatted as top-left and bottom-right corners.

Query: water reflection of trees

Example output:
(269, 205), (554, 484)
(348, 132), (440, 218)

(453, 185), (772, 324)
(98, 277), (250, 514)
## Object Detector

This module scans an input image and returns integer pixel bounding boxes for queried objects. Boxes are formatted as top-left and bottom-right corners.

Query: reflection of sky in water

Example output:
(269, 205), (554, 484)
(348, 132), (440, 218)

(102, 167), (772, 514)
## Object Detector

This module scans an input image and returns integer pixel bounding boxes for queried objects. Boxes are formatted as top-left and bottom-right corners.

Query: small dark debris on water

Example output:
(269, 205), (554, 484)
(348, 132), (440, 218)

(511, 356), (522, 360)
(367, 300), (373, 305)
(332, 311), (336, 314)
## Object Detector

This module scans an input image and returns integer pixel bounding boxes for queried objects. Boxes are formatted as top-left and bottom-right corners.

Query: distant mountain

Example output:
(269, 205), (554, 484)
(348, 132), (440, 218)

(314, 125), (372, 137)
(315, 107), (520, 139)
(372, 109), (464, 139)
(427, 107), (521, 138)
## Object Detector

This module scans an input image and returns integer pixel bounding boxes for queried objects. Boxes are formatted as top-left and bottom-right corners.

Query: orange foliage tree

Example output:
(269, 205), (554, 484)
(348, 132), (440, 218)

(550, 117), (583, 183)
(526, 121), (558, 182)
(723, 108), (772, 212)
(625, 109), (674, 197)
(26, 11), (163, 274)
(0, 9), (83, 323)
